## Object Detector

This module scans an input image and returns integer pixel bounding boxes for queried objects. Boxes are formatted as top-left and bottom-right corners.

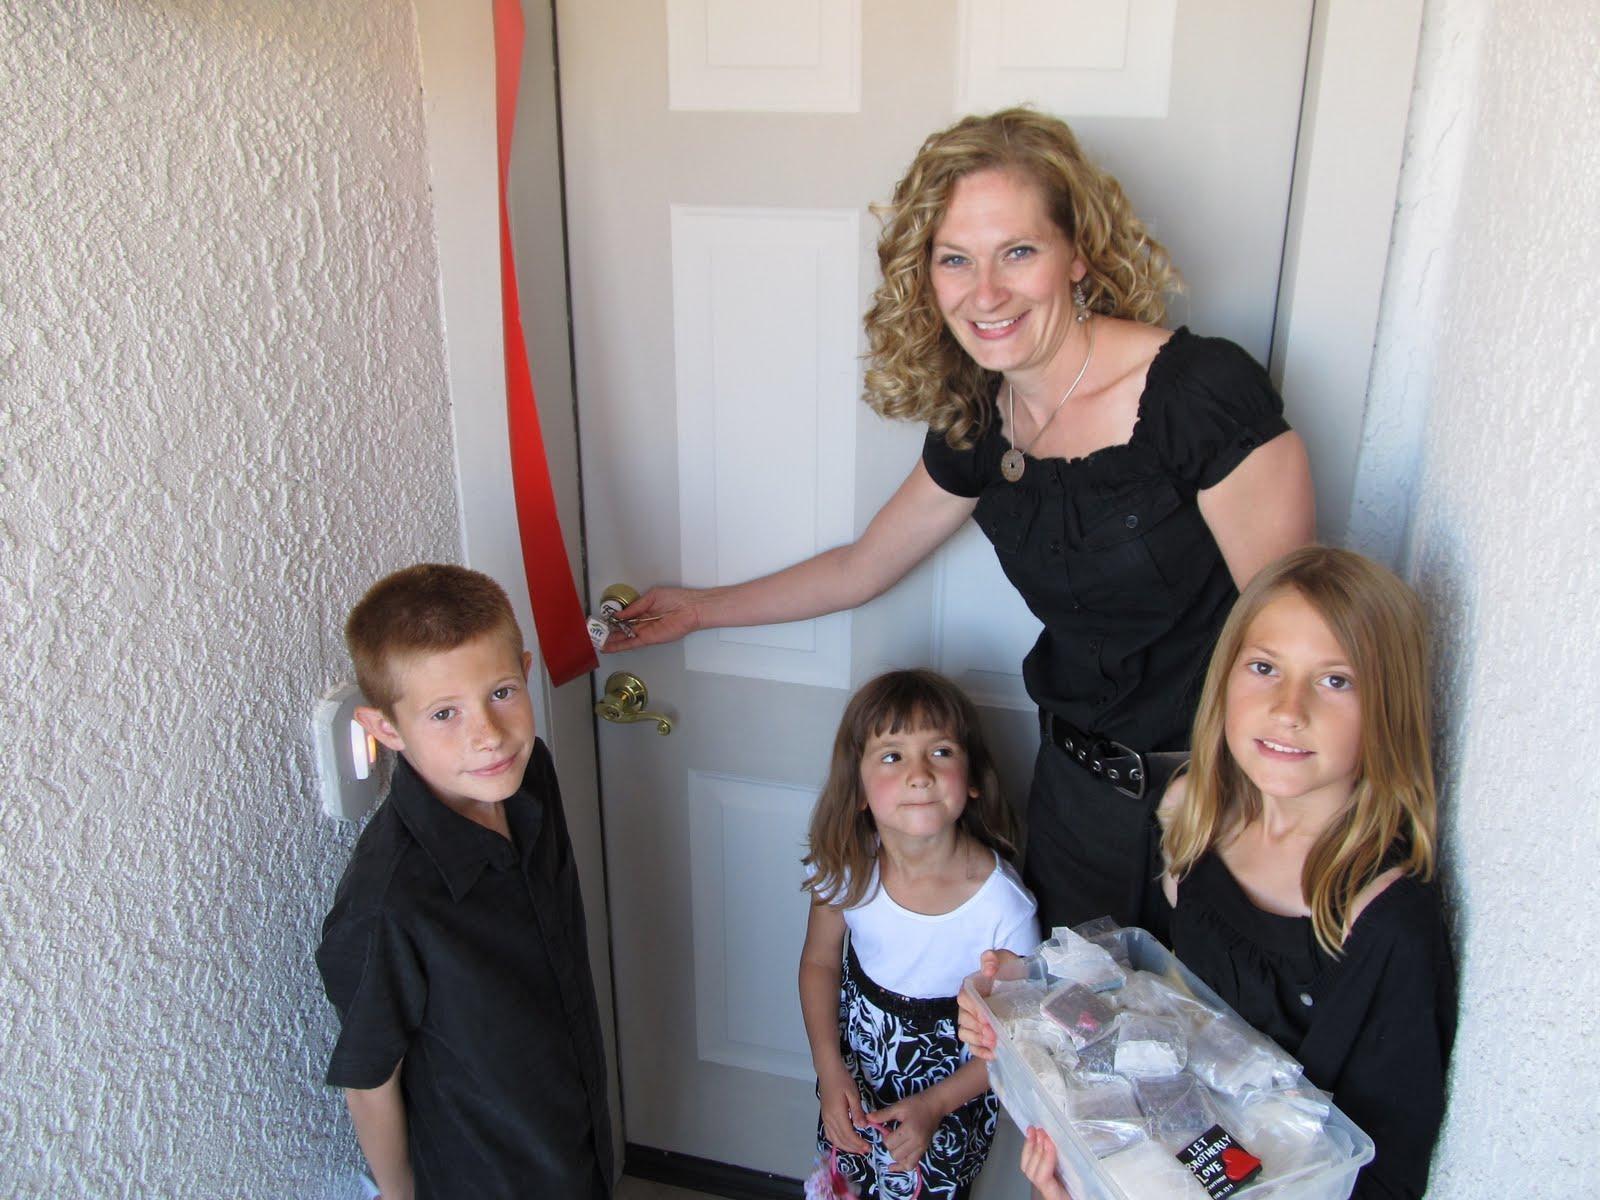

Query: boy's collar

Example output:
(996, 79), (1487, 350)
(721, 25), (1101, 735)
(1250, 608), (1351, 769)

(385, 753), (542, 901)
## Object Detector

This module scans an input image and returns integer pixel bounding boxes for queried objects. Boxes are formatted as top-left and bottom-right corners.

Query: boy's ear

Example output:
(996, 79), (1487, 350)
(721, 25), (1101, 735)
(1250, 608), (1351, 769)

(521, 649), (534, 678)
(355, 705), (406, 753)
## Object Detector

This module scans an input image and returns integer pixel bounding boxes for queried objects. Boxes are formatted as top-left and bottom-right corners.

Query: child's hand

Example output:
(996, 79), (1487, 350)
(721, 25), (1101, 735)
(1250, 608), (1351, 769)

(865, 1091), (940, 1173)
(1021, 1127), (1075, 1200)
(817, 1062), (871, 1155)
(955, 948), (1017, 1061)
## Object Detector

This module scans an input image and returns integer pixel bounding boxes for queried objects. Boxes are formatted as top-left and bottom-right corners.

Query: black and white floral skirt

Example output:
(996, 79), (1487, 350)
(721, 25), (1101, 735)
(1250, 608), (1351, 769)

(815, 942), (999, 1200)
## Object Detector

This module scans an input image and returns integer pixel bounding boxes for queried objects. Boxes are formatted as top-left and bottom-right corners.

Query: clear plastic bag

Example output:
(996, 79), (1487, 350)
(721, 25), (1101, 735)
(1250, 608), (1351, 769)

(1041, 927), (1126, 992)
(1100, 1139), (1210, 1198)
(1218, 1085), (1338, 1178)
(1017, 1039), (1070, 1111)
(1114, 1012), (1189, 1077)
(1063, 1076), (1147, 1157)
(1042, 983), (1119, 1049)
(1070, 917), (1133, 969)
(1187, 1011), (1303, 1096)
(986, 982), (1046, 1025)
(1073, 1030), (1121, 1078)
(1010, 1016), (1077, 1059)
(1133, 1074), (1224, 1150)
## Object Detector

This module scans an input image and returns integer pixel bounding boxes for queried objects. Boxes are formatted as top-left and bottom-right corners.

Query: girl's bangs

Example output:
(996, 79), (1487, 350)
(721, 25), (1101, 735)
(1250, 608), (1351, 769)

(865, 685), (967, 741)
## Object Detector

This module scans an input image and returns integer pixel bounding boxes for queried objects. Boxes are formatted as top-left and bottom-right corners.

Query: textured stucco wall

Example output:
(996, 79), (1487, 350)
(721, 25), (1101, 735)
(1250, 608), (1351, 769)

(1, 2), (460, 1193)
(1359, 0), (1600, 1191)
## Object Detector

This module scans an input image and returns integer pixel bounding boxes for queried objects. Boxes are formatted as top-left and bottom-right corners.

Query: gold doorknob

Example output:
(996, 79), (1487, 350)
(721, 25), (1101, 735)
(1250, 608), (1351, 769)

(594, 671), (673, 735)
(598, 584), (640, 617)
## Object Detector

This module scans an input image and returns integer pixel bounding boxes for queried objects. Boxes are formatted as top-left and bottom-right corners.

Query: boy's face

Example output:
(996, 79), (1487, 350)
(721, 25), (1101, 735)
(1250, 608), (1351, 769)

(356, 629), (537, 813)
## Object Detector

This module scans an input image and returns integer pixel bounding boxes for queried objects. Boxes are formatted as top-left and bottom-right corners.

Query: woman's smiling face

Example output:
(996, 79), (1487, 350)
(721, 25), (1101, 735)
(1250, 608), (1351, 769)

(928, 166), (1085, 379)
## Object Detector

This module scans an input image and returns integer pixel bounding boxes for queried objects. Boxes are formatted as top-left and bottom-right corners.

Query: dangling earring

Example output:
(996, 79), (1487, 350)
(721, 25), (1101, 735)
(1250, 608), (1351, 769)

(1073, 281), (1090, 323)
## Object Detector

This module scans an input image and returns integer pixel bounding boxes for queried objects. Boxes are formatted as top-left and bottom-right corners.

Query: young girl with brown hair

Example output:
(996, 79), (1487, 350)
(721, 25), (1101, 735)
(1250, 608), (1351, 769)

(801, 669), (1039, 1199)
(965, 547), (1456, 1199)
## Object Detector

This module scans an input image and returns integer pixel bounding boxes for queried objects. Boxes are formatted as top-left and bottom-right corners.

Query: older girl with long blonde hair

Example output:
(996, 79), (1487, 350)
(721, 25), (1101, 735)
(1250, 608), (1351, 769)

(971, 547), (1456, 1200)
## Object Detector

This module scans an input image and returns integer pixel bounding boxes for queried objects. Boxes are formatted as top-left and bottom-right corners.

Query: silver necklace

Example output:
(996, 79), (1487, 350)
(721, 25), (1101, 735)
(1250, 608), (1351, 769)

(1000, 317), (1097, 483)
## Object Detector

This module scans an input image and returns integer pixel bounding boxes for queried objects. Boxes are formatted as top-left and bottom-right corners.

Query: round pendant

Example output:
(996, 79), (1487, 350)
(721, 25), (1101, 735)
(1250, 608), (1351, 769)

(1000, 447), (1025, 483)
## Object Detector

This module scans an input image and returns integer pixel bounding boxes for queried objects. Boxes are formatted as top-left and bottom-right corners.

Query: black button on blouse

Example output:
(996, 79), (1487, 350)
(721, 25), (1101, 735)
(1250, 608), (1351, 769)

(317, 742), (612, 1199)
(923, 328), (1291, 749)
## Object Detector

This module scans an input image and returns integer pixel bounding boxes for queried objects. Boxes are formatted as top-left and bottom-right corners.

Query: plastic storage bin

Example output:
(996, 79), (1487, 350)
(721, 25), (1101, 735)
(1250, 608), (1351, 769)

(965, 927), (1374, 1200)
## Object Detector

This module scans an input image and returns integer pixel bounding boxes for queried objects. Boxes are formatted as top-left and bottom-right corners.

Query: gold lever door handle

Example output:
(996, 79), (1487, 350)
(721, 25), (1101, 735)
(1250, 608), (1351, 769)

(595, 671), (673, 735)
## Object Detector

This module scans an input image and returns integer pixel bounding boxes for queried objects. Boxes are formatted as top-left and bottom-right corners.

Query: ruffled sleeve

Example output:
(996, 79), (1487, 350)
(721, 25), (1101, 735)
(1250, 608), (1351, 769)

(921, 427), (986, 498)
(1143, 330), (1290, 490)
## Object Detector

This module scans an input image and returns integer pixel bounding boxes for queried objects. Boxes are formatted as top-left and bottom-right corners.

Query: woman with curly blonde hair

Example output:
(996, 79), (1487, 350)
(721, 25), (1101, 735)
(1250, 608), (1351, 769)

(610, 108), (1315, 933)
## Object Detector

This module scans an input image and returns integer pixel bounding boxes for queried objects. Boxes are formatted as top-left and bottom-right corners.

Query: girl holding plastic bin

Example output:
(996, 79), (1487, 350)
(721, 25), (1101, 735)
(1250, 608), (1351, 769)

(800, 670), (1041, 1199)
(961, 548), (1456, 1199)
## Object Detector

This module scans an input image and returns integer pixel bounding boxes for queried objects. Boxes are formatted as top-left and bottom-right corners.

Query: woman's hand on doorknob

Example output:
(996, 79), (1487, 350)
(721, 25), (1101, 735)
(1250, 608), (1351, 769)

(601, 585), (707, 651)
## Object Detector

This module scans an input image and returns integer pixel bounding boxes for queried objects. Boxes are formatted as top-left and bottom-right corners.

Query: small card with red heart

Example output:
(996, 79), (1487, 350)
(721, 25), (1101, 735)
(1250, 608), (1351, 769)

(1175, 1124), (1263, 1197)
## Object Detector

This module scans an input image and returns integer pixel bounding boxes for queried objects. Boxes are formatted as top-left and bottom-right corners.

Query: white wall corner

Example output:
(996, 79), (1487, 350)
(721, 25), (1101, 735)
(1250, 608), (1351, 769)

(1345, 0), (1493, 567)
(1271, 0), (1425, 547)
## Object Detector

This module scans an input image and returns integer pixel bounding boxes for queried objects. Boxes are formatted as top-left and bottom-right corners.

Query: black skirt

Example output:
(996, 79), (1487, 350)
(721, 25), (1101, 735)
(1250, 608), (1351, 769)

(817, 943), (998, 1200)
(1021, 740), (1171, 941)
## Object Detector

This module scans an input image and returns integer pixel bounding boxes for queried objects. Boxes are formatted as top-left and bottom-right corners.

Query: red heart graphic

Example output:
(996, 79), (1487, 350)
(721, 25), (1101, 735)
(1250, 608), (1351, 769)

(1221, 1145), (1263, 1182)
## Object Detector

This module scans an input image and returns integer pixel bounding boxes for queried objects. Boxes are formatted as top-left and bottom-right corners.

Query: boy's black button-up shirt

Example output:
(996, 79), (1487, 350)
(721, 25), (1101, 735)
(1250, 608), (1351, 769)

(317, 740), (612, 1199)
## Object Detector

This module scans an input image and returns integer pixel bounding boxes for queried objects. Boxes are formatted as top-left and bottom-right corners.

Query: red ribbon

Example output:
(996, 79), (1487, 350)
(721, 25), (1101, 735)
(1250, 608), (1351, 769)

(493, 0), (597, 686)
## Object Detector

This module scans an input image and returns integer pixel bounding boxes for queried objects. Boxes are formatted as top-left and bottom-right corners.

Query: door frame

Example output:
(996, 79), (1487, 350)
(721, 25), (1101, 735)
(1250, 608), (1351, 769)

(412, 0), (623, 1176)
(415, 0), (1423, 1168)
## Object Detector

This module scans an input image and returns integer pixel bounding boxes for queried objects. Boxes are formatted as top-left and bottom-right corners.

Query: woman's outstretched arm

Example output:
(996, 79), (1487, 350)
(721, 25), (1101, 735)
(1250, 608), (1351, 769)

(604, 460), (976, 650)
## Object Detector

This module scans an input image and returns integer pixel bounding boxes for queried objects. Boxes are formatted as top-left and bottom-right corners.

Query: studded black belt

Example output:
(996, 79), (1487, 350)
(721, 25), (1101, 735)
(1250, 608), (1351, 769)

(1039, 711), (1188, 803)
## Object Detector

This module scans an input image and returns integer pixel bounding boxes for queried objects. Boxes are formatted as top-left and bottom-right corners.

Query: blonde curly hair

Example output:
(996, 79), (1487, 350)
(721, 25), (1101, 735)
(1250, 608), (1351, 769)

(864, 108), (1180, 449)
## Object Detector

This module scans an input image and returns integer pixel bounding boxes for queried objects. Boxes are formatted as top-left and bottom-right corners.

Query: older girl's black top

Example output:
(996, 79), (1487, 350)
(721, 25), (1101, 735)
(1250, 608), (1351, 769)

(922, 327), (1289, 749)
(1169, 853), (1457, 1200)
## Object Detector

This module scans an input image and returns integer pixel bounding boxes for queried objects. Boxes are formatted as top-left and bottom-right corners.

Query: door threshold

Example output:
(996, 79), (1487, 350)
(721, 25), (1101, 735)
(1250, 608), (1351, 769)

(624, 1144), (803, 1199)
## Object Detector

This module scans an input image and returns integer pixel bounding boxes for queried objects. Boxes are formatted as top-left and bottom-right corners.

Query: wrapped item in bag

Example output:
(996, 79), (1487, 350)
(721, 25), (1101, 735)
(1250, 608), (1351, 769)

(1115, 1012), (1188, 1077)
(986, 982), (1046, 1025)
(1188, 1010), (1303, 1095)
(1041, 927), (1125, 992)
(1100, 1139), (1209, 1199)
(1074, 1031), (1120, 1078)
(1070, 916), (1133, 968)
(1128, 970), (1220, 1028)
(1134, 1073), (1224, 1150)
(1109, 970), (1178, 1017)
(1017, 1038), (1070, 1111)
(1011, 1015), (1077, 1059)
(1064, 1076), (1146, 1157)
(1042, 982), (1119, 1049)
(1220, 1086), (1338, 1178)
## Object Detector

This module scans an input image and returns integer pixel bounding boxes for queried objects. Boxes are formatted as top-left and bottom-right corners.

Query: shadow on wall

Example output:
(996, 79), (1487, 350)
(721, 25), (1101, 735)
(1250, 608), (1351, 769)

(1409, 529), (1473, 944)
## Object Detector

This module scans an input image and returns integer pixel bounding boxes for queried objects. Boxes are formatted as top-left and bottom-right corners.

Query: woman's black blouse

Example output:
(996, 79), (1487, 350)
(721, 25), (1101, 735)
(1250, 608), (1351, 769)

(922, 327), (1289, 750)
(1170, 854), (1457, 1200)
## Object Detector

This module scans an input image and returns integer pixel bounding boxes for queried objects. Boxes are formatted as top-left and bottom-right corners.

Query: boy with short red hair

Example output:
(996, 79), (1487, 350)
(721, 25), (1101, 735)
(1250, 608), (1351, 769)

(317, 563), (611, 1198)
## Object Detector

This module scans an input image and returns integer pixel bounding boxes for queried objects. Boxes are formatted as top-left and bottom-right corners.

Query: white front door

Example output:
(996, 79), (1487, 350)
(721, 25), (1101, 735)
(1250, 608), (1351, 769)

(557, 0), (1312, 1183)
